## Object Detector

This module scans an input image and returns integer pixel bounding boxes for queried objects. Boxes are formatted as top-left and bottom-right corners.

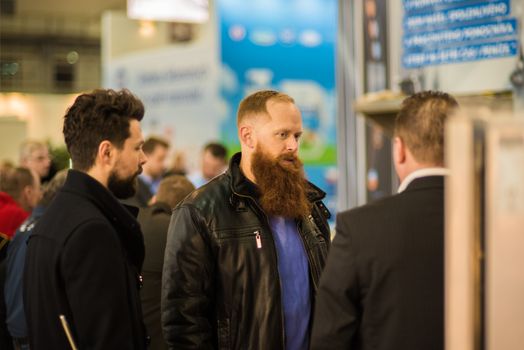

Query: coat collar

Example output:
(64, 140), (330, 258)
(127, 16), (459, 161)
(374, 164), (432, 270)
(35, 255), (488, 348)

(61, 169), (144, 270)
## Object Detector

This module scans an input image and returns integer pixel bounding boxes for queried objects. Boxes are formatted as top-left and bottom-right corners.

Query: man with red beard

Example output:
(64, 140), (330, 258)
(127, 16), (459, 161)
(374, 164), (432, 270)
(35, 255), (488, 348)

(24, 89), (149, 349)
(162, 90), (331, 349)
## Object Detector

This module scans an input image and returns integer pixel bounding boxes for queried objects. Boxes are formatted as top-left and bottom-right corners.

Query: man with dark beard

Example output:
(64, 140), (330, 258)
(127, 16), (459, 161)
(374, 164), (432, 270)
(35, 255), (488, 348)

(162, 90), (331, 349)
(23, 89), (149, 350)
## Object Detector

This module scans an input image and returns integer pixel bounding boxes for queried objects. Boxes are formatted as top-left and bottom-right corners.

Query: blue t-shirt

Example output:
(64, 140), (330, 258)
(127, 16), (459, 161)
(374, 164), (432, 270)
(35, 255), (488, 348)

(270, 216), (311, 350)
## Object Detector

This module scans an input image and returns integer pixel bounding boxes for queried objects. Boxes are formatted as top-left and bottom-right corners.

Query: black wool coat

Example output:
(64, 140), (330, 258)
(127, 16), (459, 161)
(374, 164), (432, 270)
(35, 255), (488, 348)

(24, 170), (147, 350)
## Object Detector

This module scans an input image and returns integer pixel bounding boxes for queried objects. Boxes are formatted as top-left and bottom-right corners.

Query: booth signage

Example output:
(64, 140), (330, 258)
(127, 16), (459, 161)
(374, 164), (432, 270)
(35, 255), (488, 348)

(402, 0), (518, 68)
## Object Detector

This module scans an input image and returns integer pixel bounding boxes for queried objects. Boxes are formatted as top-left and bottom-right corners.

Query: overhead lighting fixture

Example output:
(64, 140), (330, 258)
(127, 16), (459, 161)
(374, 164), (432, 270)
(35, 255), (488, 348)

(127, 0), (209, 23)
(139, 20), (157, 37)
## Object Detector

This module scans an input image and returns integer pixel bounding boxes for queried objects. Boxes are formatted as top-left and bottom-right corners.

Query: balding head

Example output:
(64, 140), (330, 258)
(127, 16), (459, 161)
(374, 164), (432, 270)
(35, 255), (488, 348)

(237, 90), (295, 127)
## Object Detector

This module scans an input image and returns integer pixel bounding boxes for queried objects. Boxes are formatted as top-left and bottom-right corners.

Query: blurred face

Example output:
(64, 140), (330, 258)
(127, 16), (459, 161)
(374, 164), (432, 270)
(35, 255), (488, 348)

(202, 150), (226, 180)
(252, 100), (303, 164)
(26, 147), (51, 178)
(22, 170), (42, 211)
(108, 120), (147, 199)
(144, 145), (168, 179)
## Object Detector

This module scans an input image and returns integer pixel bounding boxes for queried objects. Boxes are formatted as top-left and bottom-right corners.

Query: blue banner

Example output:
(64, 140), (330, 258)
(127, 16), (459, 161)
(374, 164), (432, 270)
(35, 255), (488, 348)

(403, 39), (518, 68)
(404, 0), (510, 32)
(403, 18), (517, 50)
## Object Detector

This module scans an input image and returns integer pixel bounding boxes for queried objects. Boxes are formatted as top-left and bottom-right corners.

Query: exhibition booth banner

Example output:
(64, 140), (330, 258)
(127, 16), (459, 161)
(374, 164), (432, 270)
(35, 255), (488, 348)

(104, 45), (219, 170)
(217, 0), (338, 220)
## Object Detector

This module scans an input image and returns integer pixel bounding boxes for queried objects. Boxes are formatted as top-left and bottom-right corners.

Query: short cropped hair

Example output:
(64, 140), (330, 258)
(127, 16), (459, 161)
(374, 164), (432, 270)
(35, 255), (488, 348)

(395, 91), (458, 165)
(203, 142), (227, 160)
(237, 90), (294, 126)
(142, 137), (169, 155)
(63, 89), (144, 171)
(156, 175), (195, 208)
(19, 140), (47, 163)
(0, 167), (35, 200)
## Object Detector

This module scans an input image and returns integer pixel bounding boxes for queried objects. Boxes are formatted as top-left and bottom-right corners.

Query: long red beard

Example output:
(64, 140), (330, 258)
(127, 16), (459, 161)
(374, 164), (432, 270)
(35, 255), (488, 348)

(251, 147), (311, 219)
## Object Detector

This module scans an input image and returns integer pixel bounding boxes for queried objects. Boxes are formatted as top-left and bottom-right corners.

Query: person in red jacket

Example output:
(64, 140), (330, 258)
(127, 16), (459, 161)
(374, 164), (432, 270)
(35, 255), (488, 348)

(0, 167), (41, 254)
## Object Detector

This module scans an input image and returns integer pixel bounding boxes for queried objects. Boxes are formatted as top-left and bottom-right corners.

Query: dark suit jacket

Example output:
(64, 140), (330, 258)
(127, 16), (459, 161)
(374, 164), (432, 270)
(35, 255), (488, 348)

(138, 202), (171, 350)
(311, 176), (444, 350)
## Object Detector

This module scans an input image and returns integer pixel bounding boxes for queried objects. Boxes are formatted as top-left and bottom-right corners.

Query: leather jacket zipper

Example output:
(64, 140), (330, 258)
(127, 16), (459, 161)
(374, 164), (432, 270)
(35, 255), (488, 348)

(254, 230), (262, 249)
(230, 190), (286, 349)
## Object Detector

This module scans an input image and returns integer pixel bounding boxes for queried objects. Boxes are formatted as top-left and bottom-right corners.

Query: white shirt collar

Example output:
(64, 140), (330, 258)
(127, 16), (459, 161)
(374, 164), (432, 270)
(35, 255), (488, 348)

(397, 167), (449, 193)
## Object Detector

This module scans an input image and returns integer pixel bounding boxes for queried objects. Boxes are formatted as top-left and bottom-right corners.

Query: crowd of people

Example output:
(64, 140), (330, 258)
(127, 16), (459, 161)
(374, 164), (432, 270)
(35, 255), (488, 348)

(0, 88), (456, 350)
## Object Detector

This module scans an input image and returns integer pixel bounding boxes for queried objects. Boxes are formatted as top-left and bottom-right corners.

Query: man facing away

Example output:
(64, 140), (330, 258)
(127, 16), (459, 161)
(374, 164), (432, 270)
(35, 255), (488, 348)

(23, 89), (149, 349)
(162, 90), (331, 349)
(310, 91), (458, 350)
(138, 175), (195, 350)
(125, 137), (170, 207)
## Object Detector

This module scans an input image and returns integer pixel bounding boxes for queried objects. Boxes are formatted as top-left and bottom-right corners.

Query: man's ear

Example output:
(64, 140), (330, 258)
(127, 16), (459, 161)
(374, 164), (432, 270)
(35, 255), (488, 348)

(239, 124), (255, 149)
(393, 136), (406, 165)
(98, 140), (115, 166)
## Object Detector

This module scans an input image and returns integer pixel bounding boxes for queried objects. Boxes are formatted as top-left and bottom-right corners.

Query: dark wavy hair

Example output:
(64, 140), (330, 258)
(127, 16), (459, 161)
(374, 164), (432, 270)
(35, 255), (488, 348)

(63, 89), (144, 171)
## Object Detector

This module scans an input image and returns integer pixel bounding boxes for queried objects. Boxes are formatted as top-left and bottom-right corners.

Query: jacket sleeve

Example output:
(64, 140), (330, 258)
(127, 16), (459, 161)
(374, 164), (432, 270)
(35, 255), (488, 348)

(161, 205), (215, 350)
(60, 220), (137, 349)
(310, 212), (360, 349)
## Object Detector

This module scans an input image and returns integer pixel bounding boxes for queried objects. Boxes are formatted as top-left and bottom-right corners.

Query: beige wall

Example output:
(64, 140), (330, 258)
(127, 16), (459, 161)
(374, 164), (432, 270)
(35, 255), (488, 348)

(0, 93), (77, 163)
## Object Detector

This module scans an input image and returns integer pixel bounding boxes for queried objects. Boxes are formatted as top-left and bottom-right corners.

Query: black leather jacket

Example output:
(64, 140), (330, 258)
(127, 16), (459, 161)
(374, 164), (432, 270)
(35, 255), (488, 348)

(161, 153), (331, 350)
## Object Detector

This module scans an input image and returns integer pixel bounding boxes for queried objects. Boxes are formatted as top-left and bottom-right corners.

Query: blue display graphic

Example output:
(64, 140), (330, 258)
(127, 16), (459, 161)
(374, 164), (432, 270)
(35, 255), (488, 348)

(403, 18), (518, 50)
(402, 0), (518, 68)
(403, 39), (518, 67)
(217, 0), (338, 224)
(404, 0), (510, 32)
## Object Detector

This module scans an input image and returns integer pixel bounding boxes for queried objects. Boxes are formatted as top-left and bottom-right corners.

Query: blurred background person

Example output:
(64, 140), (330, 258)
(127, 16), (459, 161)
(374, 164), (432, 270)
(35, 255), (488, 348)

(164, 151), (188, 177)
(138, 175), (194, 350)
(3, 170), (68, 350)
(0, 167), (41, 260)
(124, 136), (169, 207)
(188, 142), (228, 188)
(18, 141), (51, 185)
(0, 161), (14, 173)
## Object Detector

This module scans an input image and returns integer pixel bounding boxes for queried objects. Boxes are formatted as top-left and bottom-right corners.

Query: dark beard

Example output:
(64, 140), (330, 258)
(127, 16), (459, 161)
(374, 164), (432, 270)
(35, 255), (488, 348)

(251, 147), (311, 219)
(108, 170), (139, 199)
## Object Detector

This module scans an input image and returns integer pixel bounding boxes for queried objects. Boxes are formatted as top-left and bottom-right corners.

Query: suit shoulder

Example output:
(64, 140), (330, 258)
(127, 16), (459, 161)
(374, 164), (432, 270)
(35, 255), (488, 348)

(338, 194), (400, 222)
